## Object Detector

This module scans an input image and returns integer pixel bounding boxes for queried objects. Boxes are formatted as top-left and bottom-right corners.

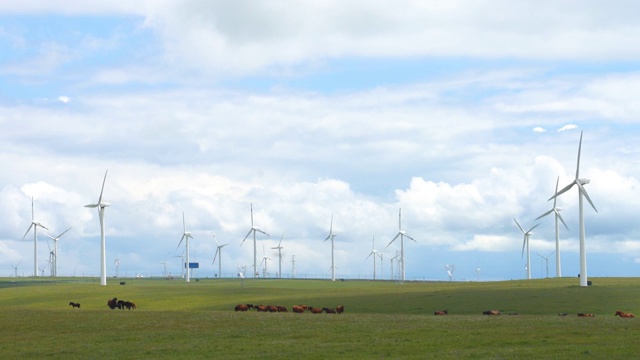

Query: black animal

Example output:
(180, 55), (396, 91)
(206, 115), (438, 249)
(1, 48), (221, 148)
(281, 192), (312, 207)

(69, 302), (81, 308)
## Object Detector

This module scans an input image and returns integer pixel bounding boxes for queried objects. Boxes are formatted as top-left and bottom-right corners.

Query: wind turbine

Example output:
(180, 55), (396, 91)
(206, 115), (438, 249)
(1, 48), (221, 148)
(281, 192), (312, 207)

(386, 208), (415, 282)
(536, 176), (569, 278)
(445, 264), (455, 282)
(514, 219), (539, 280)
(377, 252), (384, 279)
(114, 259), (120, 278)
(260, 244), (271, 277)
(240, 203), (269, 278)
(212, 234), (228, 278)
(21, 197), (49, 277)
(538, 252), (554, 278)
(177, 212), (194, 282)
(10, 261), (21, 277)
(323, 214), (337, 282)
(271, 232), (285, 278)
(44, 227), (71, 278)
(84, 170), (109, 286)
(549, 131), (597, 287)
(365, 236), (378, 280)
(160, 254), (169, 277)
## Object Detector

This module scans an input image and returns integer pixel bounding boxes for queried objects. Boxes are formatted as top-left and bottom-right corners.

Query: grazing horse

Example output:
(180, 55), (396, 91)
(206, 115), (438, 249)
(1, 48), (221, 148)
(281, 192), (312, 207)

(69, 302), (81, 308)
(234, 304), (253, 312)
(255, 305), (269, 312)
(615, 310), (635, 318)
(323, 307), (337, 314)
(577, 313), (595, 317)
(434, 310), (448, 315)
(335, 305), (345, 314)
(292, 305), (306, 313)
(307, 307), (323, 314)
(107, 297), (121, 310)
(276, 306), (288, 312)
(483, 310), (500, 315)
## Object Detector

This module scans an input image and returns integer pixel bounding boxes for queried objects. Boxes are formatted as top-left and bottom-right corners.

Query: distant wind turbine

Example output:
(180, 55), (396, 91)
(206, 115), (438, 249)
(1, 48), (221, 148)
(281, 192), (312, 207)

(21, 197), (49, 277)
(445, 264), (455, 282)
(535, 176), (569, 278)
(514, 219), (539, 280)
(10, 261), (21, 278)
(323, 214), (337, 282)
(260, 244), (271, 278)
(271, 232), (285, 278)
(538, 252), (554, 278)
(212, 234), (228, 278)
(386, 208), (415, 282)
(44, 227), (71, 278)
(240, 203), (269, 278)
(177, 212), (194, 282)
(365, 236), (378, 280)
(84, 170), (110, 286)
(549, 131), (597, 287)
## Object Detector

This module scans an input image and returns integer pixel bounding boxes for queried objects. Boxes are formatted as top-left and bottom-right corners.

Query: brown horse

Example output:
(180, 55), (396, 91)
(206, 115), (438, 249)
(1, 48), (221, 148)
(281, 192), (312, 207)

(69, 302), (80, 308)
(615, 310), (635, 318)
(307, 307), (323, 314)
(292, 305), (306, 313)
(335, 305), (345, 314)
(434, 310), (448, 315)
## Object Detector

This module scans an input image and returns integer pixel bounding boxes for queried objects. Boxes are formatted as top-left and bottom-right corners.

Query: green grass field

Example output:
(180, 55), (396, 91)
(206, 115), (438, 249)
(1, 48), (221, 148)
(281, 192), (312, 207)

(0, 277), (638, 359)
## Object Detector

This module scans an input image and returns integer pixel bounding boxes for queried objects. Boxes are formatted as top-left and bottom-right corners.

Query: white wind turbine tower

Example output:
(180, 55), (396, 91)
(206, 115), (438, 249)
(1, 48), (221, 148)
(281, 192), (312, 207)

(323, 214), (337, 282)
(260, 244), (271, 278)
(240, 203), (269, 278)
(445, 264), (455, 282)
(21, 197), (49, 277)
(537, 252), (554, 278)
(212, 234), (228, 278)
(114, 259), (120, 278)
(44, 227), (71, 278)
(365, 236), (378, 280)
(160, 254), (169, 277)
(535, 176), (569, 278)
(514, 219), (539, 280)
(177, 212), (194, 282)
(549, 131), (597, 287)
(84, 170), (109, 286)
(386, 208), (415, 282)
(271, 232), (285, 278)
(377, 252), (384, 279)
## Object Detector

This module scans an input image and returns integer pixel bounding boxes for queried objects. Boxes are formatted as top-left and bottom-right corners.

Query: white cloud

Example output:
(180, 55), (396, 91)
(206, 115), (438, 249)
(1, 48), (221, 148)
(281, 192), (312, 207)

(558, 124), (578, 132)
(533, 127), (546, 133)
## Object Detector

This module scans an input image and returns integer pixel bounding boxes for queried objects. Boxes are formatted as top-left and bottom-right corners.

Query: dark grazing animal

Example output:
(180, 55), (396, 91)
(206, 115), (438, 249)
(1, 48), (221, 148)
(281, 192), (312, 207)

(276, 305), (288, 312)
(69, 302), (81, 308)
(434, 310), (448, 315)
(577, 313), (595, 317)
(234, 304), (253, 312)
(615, 310), (634, 318)
(307, 307), (323, 314)
(292, 305), (306, 313)
(483, 310), (500, 315)
(335, 305), (345, 314)
(107, 297), (121, 310)
(323, 307), (336, 314)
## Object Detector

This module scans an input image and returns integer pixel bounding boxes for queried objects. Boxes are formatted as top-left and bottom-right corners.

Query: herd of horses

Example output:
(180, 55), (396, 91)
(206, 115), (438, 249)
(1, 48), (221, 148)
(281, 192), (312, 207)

(107, 297), (137, 310)
(235, 304), (345, 314)
(433, 309), (635, 317)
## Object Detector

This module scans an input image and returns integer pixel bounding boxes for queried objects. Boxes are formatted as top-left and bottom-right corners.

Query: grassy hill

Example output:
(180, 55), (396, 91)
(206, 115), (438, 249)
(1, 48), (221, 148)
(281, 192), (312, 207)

(0, 277), (638, 359)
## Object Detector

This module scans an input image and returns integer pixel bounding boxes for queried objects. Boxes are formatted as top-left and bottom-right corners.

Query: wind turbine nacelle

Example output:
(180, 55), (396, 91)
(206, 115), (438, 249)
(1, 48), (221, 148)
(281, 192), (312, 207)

(578, 178), (590, 185)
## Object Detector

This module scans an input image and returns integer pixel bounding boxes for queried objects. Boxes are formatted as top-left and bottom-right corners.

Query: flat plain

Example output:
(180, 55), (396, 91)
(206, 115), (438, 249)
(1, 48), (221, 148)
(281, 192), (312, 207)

(0, 277), (638, 359)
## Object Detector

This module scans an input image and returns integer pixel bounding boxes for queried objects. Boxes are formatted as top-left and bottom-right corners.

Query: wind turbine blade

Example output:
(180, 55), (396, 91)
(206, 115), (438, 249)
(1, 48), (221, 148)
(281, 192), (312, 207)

(212, 249), (219, 265)
(575, 131), (583, 180)
(240, 229), (253, 246)
(513, 218), (525, 234)
(552, 176), (560, 207)
(398, 208), (402, 231)
(404, 233), (416, 242)
(556, 211), (570, 231)
(255, 228), (269, 236)
(97, 170), (108, 205)
(22, 224), (34, 240)
(278, 232), (285, 246)
(535, 209), (554, 221)
(576, 182), (598, 213)
(176, 234), (186, 250)
(182, 212), (186, 234)
(528, 223), (540, 233)
(521, 236), (526, 259)
(36, 222), (49, 230)
(31, 197), (34, 221)
(56, 227), (72, 239)
(329, 213), (334, 234)
(549, 181), (576, 201)
(386, 233), (401, 248)
(250, 203), (254, 227)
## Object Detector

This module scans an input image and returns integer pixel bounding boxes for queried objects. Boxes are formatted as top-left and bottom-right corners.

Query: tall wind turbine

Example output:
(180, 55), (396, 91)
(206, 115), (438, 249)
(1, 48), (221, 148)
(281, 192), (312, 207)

(514, 219), (539, 280)
(177, 212), (193, 282)
(10, 261), (21, 277)
(271, 232), (285, 278)
(44, 227), (71, 278)
(22, 197), (49, 277)
(85, 170), (109, 286)
(240, 203), (269, 278)
(536, 176), (569, 278)
(549, 131), (597, 287)
(323, 214), (337, 281)
(386, 208), (415, 282)
(212, 234), (228, 278)
(365, 236), (378, 280)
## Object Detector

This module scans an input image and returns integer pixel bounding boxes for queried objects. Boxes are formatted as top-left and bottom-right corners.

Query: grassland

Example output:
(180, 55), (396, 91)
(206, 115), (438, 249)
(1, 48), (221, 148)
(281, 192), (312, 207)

(0, 277), (639, 359)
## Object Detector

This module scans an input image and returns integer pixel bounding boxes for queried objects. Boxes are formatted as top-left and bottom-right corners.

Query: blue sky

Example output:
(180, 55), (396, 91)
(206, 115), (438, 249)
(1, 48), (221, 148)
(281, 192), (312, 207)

(2, 1), (640, 282)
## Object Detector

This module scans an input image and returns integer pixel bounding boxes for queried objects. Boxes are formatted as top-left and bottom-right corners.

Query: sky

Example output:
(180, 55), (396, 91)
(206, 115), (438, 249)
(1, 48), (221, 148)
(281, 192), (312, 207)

(2, 1), (640, 282)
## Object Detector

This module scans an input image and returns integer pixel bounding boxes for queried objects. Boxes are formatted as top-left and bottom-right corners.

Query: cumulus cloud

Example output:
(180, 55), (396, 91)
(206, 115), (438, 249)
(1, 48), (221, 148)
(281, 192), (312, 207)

(558, 124), (578, 132)
(533, 127), (546, 133)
